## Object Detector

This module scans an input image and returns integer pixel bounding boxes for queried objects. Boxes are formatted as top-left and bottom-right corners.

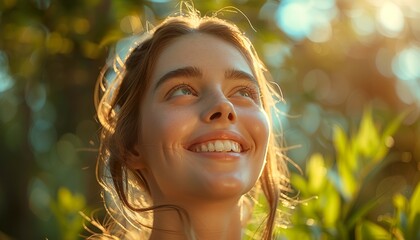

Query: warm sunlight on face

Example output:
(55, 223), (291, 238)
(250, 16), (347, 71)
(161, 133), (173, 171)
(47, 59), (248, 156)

(137, 33), (270, 206)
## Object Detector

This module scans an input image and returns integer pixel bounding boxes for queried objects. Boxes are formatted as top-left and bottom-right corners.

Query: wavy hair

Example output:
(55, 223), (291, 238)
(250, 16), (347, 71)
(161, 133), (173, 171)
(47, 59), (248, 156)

(92, 6), (290, 240)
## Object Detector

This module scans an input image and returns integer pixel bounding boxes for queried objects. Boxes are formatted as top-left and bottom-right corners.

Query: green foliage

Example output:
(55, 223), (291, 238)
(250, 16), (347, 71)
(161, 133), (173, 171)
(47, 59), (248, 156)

(277, 109), (419, 239)
(50, 187), (87, 240)
(378, 183), (420, 240)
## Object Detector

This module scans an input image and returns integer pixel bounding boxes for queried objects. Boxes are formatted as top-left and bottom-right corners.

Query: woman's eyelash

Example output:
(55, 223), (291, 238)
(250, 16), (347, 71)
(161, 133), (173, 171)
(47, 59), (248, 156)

(165, 83), (261, 101)
(235, 85), (261, 100)
(166, 83), (196, 98)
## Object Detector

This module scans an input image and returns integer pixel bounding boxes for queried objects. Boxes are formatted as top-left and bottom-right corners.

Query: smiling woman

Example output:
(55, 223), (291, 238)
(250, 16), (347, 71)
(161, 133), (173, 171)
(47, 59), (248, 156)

(92, 5), (289, 240)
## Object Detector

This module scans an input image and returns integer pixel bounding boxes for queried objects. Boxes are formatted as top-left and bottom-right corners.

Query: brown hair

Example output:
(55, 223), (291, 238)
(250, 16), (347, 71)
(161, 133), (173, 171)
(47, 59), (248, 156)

(93, 8), (289, 240)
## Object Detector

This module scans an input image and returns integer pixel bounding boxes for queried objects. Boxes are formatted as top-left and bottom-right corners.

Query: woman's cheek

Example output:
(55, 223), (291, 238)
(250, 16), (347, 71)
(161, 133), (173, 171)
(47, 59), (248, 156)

(243, 108), (270, 145)
(143, 109), (198, 154)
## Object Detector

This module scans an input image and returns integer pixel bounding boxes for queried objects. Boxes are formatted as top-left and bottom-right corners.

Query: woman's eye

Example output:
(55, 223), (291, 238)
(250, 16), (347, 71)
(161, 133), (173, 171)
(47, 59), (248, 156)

(167, 84), (196, 98)
(237, 89), (252, 98)
(233, 87), (258, 100)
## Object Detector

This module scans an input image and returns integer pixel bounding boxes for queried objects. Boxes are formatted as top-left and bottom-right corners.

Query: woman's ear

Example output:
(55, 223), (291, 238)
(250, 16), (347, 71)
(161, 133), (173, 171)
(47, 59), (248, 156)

(126, 144), (147, 170)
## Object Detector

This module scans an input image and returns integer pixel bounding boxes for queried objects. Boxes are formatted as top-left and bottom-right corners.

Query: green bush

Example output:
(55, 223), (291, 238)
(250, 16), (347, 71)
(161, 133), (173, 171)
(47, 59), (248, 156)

(275, 109), (420, 239)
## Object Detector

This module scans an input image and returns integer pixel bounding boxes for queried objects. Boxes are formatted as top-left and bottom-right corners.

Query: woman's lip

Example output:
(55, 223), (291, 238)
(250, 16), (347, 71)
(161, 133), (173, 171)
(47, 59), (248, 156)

(187, 152), (243, 162)
(185, 130), (250, 152)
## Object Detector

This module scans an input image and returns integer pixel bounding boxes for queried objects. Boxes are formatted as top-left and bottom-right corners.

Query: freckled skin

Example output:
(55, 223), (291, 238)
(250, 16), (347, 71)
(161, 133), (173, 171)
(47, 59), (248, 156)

(136, 33), (270, 207)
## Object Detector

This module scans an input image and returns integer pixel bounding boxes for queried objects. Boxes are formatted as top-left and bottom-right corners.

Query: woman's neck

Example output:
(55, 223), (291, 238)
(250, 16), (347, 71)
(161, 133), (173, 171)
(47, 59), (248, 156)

(149, 199), (243, 240)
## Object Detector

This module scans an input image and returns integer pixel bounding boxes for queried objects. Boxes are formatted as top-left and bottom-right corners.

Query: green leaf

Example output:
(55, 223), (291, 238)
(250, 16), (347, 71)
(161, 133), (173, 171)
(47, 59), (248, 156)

(334, 125), (357, 172)
(356, 220), (391, 240)
(323, 185), (341, 227)
(291, 173), (309, 196)
(409, 183), (420, 239)
(356, 108), (380, 160)
(409, 182), (420, 222)
(277, 226), (313, 240)
(58, 187), (86, 213)
(327, 169), (350, 201)
(307, 153), (327, 194)
(382, 111), (407, 140)
(58, 187), (74, 213)
(393, 194), (409, 235)
(337, 157), (357, 200)
(393, 194), (407, 211)
(333, 125), (348, 160)
(408, 214), (420, 240)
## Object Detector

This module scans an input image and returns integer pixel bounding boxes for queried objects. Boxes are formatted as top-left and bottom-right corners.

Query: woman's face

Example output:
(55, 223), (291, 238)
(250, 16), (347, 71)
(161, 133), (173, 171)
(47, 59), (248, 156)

(136, 33), (270, 205)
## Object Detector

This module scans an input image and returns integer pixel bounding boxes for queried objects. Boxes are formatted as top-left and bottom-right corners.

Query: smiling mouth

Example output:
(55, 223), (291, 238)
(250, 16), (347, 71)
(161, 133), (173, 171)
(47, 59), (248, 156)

(189, 140), (243, 153)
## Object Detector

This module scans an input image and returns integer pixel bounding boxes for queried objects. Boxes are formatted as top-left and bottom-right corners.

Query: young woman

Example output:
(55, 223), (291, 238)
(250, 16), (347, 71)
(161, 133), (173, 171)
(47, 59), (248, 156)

(93, 6), (289, 240)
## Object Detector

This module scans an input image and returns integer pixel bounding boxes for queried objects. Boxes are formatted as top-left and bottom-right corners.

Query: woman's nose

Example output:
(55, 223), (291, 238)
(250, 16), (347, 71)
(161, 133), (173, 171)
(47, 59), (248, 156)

(201, 94), (237, 123)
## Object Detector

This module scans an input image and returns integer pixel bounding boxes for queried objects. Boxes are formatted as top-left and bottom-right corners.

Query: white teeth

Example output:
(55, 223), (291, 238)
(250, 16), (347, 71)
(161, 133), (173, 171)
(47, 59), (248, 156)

(200, 144), (208, 152)
(232, 142), (239, 152)
(223, 141), (231, 151)
(192, 140), (242, 153)
(215, 140), (224, 151)
(208, 142), (215, 151)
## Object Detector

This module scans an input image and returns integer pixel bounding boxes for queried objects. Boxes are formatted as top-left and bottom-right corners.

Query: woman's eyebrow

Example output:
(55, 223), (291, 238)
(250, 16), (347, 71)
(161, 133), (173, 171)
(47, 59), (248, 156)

(225, 69), (257, 84)
(154, 66), (203, 91)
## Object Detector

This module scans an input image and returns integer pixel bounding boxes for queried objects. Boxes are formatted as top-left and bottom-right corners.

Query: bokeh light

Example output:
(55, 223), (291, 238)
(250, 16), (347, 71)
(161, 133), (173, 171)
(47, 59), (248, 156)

(0, 51), (14, 93)
(275, 0), (336, 42)
(28, 177), (51, 220)
(25, 82), (47, 112)
(301, 103), (321, 135)
(349, 8), (376, 37)
(392, 44), (420, 82)
(72, 17), (90, 35)
(276, 1), (310, 41)
(376, 2), (405, 38)
(56, 133), (81, 166)
(392, 44), (420, 104)
(46, 32), (74, 55)
(120, 15), (143, 34)
(29, 118), (57, 153)
(303, 69), (331, 100)
(262, 42), (291, 67)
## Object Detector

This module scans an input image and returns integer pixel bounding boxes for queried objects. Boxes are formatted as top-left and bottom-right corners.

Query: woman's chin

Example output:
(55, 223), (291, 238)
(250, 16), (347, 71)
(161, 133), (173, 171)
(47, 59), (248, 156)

(190, 174), (255, 201)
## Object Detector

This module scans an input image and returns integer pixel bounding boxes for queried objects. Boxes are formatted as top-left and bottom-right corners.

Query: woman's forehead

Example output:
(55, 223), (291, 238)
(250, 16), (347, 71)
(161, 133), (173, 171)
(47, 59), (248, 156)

(150, 33), (254, 83)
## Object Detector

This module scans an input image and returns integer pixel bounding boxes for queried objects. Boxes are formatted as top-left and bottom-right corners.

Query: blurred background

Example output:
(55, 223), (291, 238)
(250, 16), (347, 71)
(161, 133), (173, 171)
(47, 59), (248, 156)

(0, 0), (419, 239)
